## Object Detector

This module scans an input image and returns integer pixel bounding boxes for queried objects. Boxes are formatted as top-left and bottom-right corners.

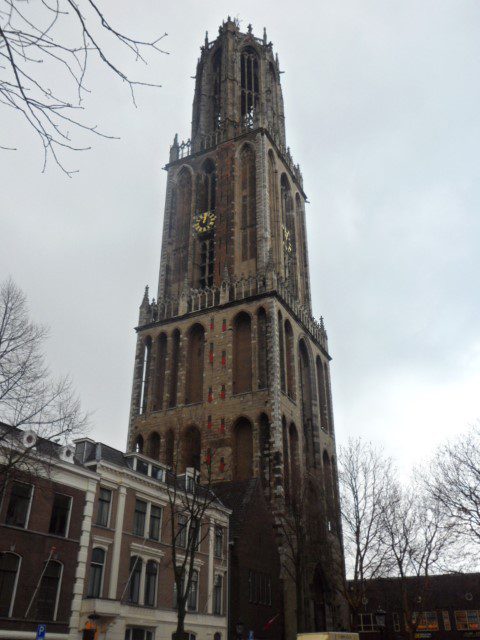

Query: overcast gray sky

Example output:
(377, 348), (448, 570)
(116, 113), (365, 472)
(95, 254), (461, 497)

(1, 0), (479, 475)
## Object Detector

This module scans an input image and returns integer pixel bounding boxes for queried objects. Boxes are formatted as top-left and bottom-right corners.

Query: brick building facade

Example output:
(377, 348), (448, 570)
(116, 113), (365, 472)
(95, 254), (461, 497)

(351, 574), (480, 640)
(74, 438), (230, 640)
(126, 18), (347, 639)
(0, 430), (97, 640)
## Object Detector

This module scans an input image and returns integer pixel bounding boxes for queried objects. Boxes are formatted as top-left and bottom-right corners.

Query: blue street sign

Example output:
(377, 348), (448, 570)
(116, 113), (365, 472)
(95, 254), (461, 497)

(36, 624), (46, 640)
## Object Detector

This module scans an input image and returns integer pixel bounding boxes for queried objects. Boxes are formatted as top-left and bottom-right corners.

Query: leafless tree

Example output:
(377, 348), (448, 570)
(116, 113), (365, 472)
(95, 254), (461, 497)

(165, 427), (220, 640)
(0, 277), (88, 499)
(424, 423), (480, 553)
(338, 438), (394, 620)
(380, 480), (455, 640)
(0, 0), (167, 173)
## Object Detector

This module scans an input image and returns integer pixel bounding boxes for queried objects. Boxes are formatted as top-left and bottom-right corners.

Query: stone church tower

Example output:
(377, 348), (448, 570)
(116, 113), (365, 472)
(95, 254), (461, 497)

(127, 18), (347, 638)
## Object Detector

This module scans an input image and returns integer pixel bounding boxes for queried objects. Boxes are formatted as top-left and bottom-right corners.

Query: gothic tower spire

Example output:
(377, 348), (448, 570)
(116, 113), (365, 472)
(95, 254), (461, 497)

(127, 20), (346, 638)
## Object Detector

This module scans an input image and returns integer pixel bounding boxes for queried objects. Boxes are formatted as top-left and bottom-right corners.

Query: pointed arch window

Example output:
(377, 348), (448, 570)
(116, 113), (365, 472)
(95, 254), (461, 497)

(239, 145), (257, 262)
(240, 47), (259, 127)
(165, 429), (175, 467)
(172, 169), (192, 293)
(147, 432), (161, 460)
(278, 312), (286, 393)
(281, 175), (297, 293)
(285, 320), (296, 399)
(299, 340), (315, 469)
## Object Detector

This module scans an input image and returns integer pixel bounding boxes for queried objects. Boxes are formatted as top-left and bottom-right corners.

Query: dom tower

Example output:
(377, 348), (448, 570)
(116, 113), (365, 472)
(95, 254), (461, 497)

(128, 19), (347, 638)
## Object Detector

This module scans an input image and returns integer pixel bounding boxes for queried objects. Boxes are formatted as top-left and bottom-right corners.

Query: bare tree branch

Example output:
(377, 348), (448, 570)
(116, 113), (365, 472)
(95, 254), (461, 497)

(0, 0), (168, 173)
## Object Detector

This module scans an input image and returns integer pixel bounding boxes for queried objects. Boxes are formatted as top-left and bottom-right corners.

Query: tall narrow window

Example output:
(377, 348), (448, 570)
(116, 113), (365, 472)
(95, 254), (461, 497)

(213, 575), (223, 615)
(281, 174), (297, 293)
(214, 526), (223, 558)
(212, 49), (222, 130)
(187, 570), (199, 610)
(289, 423), (300, 488)
(316, 356), (328, 432)
(147, 432), (161, 460)
(233, 312), (252, 394)
(5, 482), (32, 528)
(182, 426), (201, 471)
(282, 417), (290, 500)
(278, 312), (286, 393)
(299, 340), (315, 468)
(323, 450), (335, 531)
(259, 413), (271, 493)
(133, 500), (147, 536)
(285, 320), (296, 399)
(165, 429), (175, 467)
(268, 151), (279, 266)
(239, 145), (257, 262)
(144, 561), (157, 607)
(169, 330), (181, 408)
(36, 561), (62, 621)
(0, 553), (20, 617)
(128, 556), (142, 604)
(233, 418), (253, 480)
(154, 333), (167, 410)
(49, 494), (71, 537)
(134, 435), (144, 454)
(195, 160), (216, 288)
(257, 307), (269, 389)
(185, 324), (205, 404)
(139, 337), (152, 415)
(240, 48), (259, 127)
(177, 514), (187, 548)
(96, 488), (112, 527)
(149, 505), (162, 541)
(172, 169), (192, 295)
(87, 548), (105, 598)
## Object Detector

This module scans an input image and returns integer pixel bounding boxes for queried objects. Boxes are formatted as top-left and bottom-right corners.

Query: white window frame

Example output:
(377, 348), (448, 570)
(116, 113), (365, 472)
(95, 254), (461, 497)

(49, 492), (73, 538)
(144, 559), (158, 608)
(148, 503), (163, 542)
(213, 573), (223, 615)
(0, 552), (22, 618)
(51, 561), (64, 622)
(96, 487), (113, 527)
(87, 546), (107, 599)
(6, 481), (35, 529)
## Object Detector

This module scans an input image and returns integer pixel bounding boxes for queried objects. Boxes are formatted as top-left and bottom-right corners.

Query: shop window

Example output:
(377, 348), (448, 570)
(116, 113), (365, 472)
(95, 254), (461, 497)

(442, 611), (451, 631)
(358, 613), (376, 632)
(455, 611), (480, 631)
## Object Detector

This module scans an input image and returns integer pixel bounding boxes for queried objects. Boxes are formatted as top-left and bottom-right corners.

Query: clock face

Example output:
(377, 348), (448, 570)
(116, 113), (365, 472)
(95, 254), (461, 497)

(282, 224), (293, 253)
(193, 211), (216, 235)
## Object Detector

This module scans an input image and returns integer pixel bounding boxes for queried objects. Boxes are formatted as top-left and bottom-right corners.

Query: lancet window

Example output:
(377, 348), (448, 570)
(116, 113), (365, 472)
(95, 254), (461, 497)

(240, 47), (259, 127)
(212, 48), (222, 130)
(239, 145), (257, 263)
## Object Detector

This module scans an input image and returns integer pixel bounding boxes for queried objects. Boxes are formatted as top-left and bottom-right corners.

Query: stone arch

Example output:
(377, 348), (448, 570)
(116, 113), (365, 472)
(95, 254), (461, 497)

(299, 338), (315, 468)
(182, 425), (201, 471)
(259, 413), (271, 493)
(233, 417), (253, 480)
(147, 432), (160, 460)
(139, 336), (152, 415)
(278, 311), (286, 393)
(185, 323), (206, 404)
(232, 312), (252, 394)
(284, 319), (296, 399)
(168, 329), (181, 408)
(154, 333), (167, 411)
(238, 143), (257, 264)
(257, 307), (269, 389)
(165, 429), (174, 467)
(134, 434), (144, 454)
